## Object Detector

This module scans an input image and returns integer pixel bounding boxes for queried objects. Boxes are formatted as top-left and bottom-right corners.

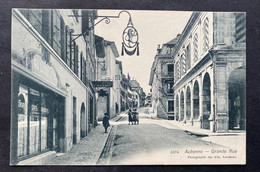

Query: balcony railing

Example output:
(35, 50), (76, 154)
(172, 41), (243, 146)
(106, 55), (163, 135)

(162, 72), (174, 78)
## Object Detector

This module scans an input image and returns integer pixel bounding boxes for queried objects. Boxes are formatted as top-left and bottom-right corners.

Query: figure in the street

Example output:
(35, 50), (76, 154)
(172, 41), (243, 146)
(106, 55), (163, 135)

(102, 113), (110, 133)
(132, 108), (139, 125)
(127, 109), (133, 125)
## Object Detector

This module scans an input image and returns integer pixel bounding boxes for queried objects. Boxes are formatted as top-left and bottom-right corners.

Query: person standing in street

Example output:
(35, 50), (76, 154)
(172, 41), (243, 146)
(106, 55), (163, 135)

(102, 113), (110, 133)
(127, 109), (132, 125)
(133, 108), (139, 125)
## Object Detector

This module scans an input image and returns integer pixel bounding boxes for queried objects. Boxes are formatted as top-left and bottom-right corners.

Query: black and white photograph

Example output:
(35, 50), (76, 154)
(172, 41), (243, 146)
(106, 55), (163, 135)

(10, 8), (246, 165)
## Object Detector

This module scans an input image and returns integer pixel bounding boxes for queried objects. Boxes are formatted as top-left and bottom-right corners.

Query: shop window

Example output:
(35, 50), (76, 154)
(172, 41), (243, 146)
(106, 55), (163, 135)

(168, 100), (174, 112)
(41, 93), (49, 151)
(29, 88), (40, 155)
(18, 85), (28, 157)
(17, 85), (51, 159)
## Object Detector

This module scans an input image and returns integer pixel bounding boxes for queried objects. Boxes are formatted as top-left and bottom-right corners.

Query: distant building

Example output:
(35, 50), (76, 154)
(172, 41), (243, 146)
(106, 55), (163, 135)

(120, 74), (128, 111)
(145, 93), (152, 107)
(173, 12), (246, 132)
(149, 35), (180, 119)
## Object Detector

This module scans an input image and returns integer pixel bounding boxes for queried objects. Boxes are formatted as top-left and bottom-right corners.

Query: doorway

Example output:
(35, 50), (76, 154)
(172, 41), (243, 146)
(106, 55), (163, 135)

(228, 67), (246, 130)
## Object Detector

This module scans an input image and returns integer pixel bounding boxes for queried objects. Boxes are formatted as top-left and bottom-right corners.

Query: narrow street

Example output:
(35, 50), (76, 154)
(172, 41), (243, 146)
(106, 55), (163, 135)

(98, 107), (230, 165)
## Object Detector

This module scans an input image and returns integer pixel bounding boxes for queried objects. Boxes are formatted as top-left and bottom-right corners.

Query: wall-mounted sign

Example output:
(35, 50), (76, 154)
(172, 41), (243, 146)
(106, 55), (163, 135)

(92, 81), (113, 87)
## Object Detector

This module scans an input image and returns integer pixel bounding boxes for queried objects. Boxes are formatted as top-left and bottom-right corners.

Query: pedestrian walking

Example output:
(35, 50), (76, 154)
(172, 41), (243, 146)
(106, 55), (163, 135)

(133, 108), (139, 125)
(102, 113), (110, 133)
(127, 109), (133, 125)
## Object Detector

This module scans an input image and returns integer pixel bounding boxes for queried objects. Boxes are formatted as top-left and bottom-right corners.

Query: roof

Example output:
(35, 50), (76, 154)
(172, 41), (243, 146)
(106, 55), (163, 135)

(95, 35), (105, 58)
(164, 34), (181, 46)
(105, 41), (119, 58)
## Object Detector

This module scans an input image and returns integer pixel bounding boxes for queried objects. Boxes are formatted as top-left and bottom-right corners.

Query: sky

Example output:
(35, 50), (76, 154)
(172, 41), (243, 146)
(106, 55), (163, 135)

(95, 10), (192, 94)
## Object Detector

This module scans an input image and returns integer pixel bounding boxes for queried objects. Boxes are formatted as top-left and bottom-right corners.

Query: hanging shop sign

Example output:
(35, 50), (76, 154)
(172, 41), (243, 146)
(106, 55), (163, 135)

(92, 81), (113, 87)
(121, 17), (139, 56)
(69, 10), (139, 56)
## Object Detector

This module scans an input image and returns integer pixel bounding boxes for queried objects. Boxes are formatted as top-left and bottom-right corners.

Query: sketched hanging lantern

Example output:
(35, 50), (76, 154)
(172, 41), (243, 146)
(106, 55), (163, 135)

(121, 17), (139, 56)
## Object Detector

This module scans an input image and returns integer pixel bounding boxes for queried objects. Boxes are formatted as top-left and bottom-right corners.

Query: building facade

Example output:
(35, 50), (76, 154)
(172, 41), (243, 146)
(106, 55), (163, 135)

(95, 36), (120, 120)
(120, 74), (128, 111)
(149, 36), (180, 119)
(11, 9), (98, 165)
(173, 12), (246, 132)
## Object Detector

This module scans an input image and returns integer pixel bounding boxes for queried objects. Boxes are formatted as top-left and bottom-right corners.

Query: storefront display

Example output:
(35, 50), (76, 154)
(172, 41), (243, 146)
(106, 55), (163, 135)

(16, 83), (63, 160)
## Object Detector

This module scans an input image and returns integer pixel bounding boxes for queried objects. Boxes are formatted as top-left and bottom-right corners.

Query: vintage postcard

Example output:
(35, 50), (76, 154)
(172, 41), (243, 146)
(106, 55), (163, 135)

(10, 9), (246, 165)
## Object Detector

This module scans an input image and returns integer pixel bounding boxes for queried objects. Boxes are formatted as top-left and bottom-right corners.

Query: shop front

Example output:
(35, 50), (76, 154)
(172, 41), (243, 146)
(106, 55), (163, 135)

(12, 72), (66, 165)
(11, 12), (67, 164)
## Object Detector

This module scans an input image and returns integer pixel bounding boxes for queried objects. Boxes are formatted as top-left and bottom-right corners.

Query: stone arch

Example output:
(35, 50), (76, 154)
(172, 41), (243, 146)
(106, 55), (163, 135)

(202, 72), (211, 129)
(228, 66), (246, 130)
(180, 91), (185, 121)
(80, 103), (86, 139)
(186, 86), (191, 121)
(193, 80), (200, 120)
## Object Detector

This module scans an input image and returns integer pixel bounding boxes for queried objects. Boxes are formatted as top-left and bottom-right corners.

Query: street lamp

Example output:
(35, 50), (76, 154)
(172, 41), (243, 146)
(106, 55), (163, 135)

(69, 10), (139, 56)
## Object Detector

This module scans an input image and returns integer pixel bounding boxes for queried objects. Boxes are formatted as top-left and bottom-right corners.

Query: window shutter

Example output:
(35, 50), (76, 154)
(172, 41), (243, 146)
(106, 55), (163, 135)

(82, 10), (89, 36)
(66, 26), (71, 67)
(71, 41), (75, 72)
(74, 45), (79, 76)
(60, 18), (66, 61)
(52, 10), (61, 56)
(80, 53), (83, 81)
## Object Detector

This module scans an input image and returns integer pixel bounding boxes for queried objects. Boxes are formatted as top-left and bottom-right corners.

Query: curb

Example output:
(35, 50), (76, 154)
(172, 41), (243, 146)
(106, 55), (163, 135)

(165, 120), (245, 137)
(92, 115), (122, 165)
(91, 125), (113, 165)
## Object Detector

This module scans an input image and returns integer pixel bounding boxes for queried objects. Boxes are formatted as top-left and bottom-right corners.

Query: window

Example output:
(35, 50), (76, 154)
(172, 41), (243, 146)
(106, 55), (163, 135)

(80, 52), (83, 81)
(186, 44), (191, 70)
(167, 64), (174, 74)
(72, 10), (79, 23)
(181, 52), (186, 75)
(235, 13), (246, 43)
(193, 33), (198, 63)
(52, 10), (61, 56)
(74, 45), (79, 76)
(168, 100), (174, 112)
(71, 41), (75, 72)
(17, 85), (50, 158)
(65, 26), (71, 67)
(203, 18), (209, 53)
(167, 83), (174, 93)
(20, 10), (43, 35)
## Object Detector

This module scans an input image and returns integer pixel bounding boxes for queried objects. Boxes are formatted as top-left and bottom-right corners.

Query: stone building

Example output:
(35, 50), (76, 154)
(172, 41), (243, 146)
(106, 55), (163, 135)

(173, 12), (246, 132)
(11, 9), (98, 165)
(95, 36), (120, 120)
(120, 74), (128, 111)
(149, 35), (180, 119)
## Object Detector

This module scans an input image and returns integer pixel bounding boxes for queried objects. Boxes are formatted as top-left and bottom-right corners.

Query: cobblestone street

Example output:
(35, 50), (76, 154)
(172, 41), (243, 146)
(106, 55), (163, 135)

(47, 107), (245, 165)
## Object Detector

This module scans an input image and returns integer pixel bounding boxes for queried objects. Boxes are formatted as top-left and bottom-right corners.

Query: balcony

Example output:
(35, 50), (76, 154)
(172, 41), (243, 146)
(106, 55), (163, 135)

(162, 72), (174, 78)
